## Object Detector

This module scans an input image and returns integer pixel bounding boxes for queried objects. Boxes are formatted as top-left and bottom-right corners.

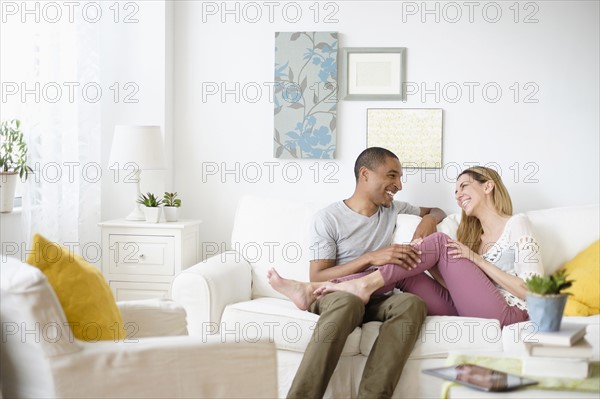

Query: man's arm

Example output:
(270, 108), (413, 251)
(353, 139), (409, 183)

(310, 244), (422, 282)
(412, 207), (446, 240)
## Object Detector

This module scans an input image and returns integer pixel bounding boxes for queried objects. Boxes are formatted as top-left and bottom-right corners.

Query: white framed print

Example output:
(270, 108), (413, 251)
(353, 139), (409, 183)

(340, 47), (406, 101)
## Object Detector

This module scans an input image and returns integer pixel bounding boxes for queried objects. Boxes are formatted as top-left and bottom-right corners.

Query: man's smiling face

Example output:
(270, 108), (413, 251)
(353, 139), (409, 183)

(364, 156), (403, 208)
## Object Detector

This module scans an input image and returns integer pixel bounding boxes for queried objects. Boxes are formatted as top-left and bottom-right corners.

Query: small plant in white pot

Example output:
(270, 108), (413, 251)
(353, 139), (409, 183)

(137, 192), (163, 223)
(163, 192), (181, 222)
(525, 270), (573, 332)
(1, 119), (33, 213)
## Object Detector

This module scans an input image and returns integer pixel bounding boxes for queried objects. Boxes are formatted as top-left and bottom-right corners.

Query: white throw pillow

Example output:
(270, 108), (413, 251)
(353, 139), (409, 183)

(393, 213), (460, 244)
(393, 214), (423, 243)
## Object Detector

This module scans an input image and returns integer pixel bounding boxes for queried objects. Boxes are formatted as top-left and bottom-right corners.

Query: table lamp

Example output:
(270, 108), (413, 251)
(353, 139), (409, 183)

(108, 125), (166, 220)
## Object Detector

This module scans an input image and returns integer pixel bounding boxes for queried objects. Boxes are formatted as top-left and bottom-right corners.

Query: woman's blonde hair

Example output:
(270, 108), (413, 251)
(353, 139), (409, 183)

(456, 166), (513, 252)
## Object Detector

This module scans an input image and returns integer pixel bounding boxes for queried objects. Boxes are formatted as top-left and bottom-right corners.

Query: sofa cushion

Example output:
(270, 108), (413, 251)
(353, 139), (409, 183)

(360, 315), (503, 359)
(26, 233), (126, 341)
(560, 240), (600, 316)
(231, 196), (325, 299)
(117, 299), (189, 338)
(220, 298), (362, 355)
(393, 213), (460, 243)
(0, 256), (80, 357)
(220, 298), (505, 360)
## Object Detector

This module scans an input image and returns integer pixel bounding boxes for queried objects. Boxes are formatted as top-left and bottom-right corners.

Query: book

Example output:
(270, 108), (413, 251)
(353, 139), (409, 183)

(524, 338), (593, 358)
(522, 356), (590, 379)
(523, 322), (587, 347)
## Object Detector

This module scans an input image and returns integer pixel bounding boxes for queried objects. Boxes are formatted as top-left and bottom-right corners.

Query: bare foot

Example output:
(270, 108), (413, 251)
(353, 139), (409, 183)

(313, 280), (373, 304)
(267, 268), (318, 311)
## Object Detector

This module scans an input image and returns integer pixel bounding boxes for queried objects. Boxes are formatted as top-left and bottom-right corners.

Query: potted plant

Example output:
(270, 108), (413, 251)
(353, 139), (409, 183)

(525, 270), (573, 332)
(163, 192), (181, 222)
(1, 119), (33, 213)
(137, 192), (163, 223)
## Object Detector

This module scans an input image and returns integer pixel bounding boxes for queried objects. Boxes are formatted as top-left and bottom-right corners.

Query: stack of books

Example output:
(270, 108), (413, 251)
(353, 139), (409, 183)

(522, 323), (592, 379)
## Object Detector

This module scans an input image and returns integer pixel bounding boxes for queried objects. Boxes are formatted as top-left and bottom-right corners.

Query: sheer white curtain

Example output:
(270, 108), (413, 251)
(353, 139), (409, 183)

(1, 10), (101, 260)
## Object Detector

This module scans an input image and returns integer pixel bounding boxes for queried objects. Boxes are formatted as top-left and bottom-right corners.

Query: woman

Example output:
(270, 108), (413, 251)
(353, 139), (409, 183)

(268, 166), (544, 327)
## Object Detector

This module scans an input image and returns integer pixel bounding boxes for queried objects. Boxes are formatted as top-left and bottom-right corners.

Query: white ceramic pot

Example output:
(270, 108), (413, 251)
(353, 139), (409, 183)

(143, 206), (162, 223)
(163, 206), (180, 222)
(0, 172), (19, 213)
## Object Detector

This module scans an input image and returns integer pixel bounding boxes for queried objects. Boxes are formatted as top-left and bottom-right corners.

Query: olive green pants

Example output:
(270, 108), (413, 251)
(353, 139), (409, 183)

(287, 291), (427, 398)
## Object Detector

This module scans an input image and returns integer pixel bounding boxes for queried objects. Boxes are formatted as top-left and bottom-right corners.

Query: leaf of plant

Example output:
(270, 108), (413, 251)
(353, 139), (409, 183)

(289, 102), (304, 109)
(275, 145), (283, 158)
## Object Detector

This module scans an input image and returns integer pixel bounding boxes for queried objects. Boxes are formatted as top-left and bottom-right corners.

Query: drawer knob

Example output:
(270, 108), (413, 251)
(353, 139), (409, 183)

(139, 254), (145, 259)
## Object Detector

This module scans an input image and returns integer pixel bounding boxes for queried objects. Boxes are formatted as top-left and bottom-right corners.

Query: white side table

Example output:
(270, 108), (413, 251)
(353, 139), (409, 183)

(99, 219), (202, 301)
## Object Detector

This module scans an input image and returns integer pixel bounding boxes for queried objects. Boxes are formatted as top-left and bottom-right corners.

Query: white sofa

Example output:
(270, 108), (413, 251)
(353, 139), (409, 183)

(172, 196), (599, 398)
(0, 256), (278, 399)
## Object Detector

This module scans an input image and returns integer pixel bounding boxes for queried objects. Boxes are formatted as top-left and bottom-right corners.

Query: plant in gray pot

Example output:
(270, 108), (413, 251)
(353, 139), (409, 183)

(137, 192), (163, 223)
(525, 270), (573, 332)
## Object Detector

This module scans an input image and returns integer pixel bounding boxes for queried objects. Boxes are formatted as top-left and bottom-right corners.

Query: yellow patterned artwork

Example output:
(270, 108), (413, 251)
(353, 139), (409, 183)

(367, 109), (443, 168)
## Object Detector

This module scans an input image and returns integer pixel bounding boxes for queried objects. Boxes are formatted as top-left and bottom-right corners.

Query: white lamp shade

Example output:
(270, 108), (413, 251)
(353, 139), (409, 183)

(108, 125), (166, 170)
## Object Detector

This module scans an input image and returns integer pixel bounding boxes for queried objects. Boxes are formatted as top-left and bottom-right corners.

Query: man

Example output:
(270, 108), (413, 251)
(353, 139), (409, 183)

(270, 147), (446, 398)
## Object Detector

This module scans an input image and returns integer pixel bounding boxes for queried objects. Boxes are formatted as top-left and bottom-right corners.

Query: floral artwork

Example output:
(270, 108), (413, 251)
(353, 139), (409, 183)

(367, 109), (443, 168)
(274, 32), (338, 159)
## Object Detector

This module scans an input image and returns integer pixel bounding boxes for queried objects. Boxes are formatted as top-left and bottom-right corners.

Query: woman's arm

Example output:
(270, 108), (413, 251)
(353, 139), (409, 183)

(470, 254), (530, 300)
(446, 215), (544, 300)
(446, 240), (530, 299)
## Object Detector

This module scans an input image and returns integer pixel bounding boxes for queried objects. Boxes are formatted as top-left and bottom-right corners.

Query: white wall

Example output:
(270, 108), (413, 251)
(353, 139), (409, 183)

(172, 1), (599, 256)
(100, 0), (173, 221)
(2, 1), (598, 260)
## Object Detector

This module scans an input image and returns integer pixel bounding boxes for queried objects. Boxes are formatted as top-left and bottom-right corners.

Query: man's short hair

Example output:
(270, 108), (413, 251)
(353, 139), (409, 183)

(354, 147), (399, 181)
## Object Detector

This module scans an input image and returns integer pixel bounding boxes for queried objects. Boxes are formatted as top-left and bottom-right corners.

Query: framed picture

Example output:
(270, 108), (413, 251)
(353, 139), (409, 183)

(273, 32), (338, 159)
(367, 108), (443, 168)
(340, 47), (406, 101)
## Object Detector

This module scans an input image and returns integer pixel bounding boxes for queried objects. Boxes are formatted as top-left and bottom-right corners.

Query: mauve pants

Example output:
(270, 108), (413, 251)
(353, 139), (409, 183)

(334, 232), (529, 327)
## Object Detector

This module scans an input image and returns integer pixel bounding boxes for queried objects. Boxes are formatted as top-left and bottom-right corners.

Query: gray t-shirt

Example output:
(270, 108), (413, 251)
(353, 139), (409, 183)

(309, 200), (421, 265)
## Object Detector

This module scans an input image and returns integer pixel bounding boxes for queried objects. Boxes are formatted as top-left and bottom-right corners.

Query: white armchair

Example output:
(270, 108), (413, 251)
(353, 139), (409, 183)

(0, 257), (277, 398)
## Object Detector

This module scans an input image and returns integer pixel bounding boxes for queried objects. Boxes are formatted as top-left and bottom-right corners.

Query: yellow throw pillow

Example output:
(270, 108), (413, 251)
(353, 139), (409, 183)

(560, 240), (600, 316)
(26, 233), (125, 341)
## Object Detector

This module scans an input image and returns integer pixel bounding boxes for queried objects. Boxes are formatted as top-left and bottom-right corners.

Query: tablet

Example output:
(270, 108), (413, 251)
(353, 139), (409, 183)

(422, 364), (538, 392)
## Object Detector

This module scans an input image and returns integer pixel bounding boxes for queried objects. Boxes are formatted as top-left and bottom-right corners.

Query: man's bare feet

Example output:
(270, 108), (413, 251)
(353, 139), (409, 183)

(313, 271), (385, 304)
(313, 280), (373, 304)
(267, 268), (319, 311)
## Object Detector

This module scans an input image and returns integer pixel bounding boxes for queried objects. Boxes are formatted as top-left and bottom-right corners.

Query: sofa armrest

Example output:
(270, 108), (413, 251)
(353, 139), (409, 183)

(171, 251), (252, 336)
(117, 299), (188, 338)
(52, 337), (277, 398)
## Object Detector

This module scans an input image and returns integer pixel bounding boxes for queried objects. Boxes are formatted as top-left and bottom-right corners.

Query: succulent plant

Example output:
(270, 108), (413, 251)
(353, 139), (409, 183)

(525, 269), (573, 295)
(137, 192), (162, 207)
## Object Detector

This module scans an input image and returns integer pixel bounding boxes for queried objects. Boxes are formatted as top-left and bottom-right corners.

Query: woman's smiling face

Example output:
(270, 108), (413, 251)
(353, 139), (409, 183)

(455, 173), (488, 216)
